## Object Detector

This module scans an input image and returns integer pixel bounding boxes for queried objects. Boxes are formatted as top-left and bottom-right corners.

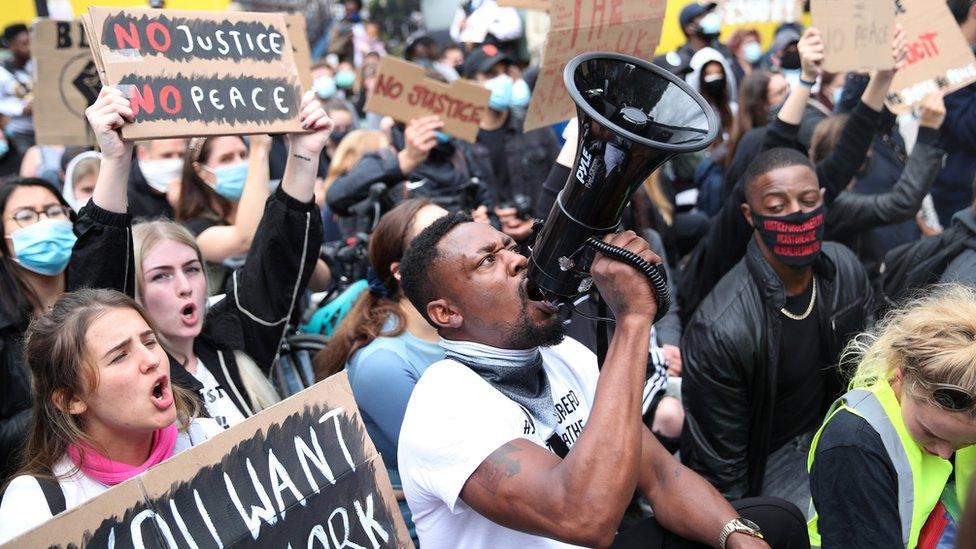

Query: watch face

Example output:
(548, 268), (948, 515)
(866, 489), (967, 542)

(736, 518), (763, 537)
(739, 518), (761, 530)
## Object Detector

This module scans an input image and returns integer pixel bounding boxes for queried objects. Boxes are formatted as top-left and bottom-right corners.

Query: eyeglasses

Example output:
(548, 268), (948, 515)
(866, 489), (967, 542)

(8, 205), (72, 228)
(909, 374), (976, 413)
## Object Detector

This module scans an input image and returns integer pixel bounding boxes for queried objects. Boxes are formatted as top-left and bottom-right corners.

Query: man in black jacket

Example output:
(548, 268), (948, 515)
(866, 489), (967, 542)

(681, 25), (903, 326)
(681, 148), (873, 511)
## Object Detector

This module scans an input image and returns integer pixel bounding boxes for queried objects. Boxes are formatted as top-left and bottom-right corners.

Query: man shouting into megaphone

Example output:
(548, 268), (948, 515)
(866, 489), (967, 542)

(394, 213), (809, 548)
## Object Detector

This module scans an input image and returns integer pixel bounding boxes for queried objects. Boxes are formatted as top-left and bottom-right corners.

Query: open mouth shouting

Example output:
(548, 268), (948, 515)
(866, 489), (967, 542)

(150, 375), (174, 411)
(523, 277), (560, 315)
(179, 302), (199, 327)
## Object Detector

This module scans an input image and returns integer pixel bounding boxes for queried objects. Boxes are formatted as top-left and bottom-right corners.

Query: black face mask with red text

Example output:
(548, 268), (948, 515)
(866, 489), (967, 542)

(752, 205), (825, 267)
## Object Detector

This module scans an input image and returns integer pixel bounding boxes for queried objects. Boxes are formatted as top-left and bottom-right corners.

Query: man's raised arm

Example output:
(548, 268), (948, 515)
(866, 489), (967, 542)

(460, 231), (657, 548)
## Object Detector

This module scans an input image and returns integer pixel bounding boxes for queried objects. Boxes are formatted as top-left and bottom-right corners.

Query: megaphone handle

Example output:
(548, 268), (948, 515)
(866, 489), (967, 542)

(585, 236), (670, 324)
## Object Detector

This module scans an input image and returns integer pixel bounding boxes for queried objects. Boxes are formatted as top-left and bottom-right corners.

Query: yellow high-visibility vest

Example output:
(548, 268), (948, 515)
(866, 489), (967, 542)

(807, 381), (976, 548)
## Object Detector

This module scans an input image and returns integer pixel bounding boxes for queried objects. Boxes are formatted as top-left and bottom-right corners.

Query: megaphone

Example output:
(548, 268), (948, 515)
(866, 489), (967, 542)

(527, 52), (719, 322)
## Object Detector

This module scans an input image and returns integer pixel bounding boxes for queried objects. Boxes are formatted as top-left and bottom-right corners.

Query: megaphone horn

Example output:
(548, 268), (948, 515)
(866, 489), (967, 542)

(527, 51), (719, 322)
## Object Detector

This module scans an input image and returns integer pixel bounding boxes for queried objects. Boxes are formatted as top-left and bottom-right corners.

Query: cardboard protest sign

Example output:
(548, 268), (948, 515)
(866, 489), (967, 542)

(885, 0), (976, 113)
(285, 12), (313, 91)
(365, 56), (490, 142)
(10, 372), (413, 548)
(812, 0), (895, 73)
(525, 0), (666, 131)
(81, 7), (305, 140)
(498, 0), (551, 10)
(32, 19), (99, 146)
(717, 0), (805, 25)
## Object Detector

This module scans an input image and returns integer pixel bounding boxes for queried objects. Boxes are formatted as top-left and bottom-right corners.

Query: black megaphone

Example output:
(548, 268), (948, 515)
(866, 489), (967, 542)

(526, 51), (719, 322)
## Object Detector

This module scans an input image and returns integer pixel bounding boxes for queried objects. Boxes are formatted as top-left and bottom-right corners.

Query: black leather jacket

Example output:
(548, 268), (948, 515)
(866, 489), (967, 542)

(681, 239), (874, 499)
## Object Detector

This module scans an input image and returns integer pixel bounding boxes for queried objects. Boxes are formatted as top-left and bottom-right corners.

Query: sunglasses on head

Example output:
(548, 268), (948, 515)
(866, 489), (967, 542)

(908, 374), (976, 413)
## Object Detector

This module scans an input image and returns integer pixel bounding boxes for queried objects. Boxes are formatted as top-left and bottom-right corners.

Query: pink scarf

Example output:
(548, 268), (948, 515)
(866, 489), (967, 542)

(67, 424), (178, 486)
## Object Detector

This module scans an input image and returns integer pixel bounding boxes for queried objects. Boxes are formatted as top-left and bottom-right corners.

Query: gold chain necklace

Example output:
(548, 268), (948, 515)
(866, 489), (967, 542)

(781, 277), (817, 321)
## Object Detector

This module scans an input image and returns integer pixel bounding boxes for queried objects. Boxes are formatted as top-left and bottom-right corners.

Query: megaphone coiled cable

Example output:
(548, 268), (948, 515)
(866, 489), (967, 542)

(584, 236), (670, 324)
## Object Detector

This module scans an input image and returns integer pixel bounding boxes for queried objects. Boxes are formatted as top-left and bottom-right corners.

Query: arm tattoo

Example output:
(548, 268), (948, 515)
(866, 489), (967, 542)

(473, 442), (523, 495)
(292, 153), (313, 162)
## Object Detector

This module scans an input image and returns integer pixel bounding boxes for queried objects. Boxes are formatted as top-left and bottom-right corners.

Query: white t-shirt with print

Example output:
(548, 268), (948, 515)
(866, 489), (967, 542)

(398, 337), (599, 549)
(191, 359), (246, 429)
(0, 418), (222, 544)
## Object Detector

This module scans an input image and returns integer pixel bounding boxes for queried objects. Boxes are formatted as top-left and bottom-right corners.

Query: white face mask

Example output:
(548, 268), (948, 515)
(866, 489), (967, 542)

(139, 158), (184, 194)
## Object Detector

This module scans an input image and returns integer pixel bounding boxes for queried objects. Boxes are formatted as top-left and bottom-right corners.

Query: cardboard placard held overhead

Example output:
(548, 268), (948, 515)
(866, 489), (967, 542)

(32, 19), (99, 146)
(81, 7), (305, 140)
(812, 0), (895, 73)
(365, 56), (490, 142)
(285, 12), (313, 91)
(885, 0), (976, 113)
(525, 0), (667, 131)
(497, 0), (551, 10)
(717, 0), (805, 25)
(9, 372), (413, 548)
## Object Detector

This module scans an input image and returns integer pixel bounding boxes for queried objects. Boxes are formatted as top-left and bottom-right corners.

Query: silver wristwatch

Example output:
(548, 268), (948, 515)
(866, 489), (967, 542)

(719, 517), (764, 548)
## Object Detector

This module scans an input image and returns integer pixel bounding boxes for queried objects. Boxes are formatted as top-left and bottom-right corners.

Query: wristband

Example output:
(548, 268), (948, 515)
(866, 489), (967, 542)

(798, 77), (817, 88)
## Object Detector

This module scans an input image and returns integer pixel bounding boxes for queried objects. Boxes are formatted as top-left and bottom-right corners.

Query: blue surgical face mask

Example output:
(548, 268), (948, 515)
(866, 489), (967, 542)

(8, 218), (77, 276)
(203, 161), (248, 201)
(335, 70), (356, 89)
(485, 74), (513, 111)
(0, 139), (8, 158)
(314, 75), (337, 100)
(435, 131), (452, 145)
(698, 13), (722, 36)
(743, 41), (762, 64)
(511, 78), (531, 108)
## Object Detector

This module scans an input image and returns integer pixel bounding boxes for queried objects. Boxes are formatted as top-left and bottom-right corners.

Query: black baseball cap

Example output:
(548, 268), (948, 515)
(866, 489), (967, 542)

(678, 2), (717, 29)
(462, 44), (512, 79)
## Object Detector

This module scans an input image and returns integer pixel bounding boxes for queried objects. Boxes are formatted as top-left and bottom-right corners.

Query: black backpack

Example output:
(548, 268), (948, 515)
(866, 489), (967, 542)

(881, 226), (976, 307)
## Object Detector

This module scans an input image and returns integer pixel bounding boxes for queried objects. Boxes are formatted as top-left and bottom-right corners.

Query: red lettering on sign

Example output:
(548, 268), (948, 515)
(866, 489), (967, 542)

(113, 22), (140, 50)
(631, 27), (650, 56)
(146, 21), (171, 52)
(159, 85), (181, 114)
(470, 106), (485, 124)
(571, 0), (583, 49)
(906, 32), (940, 67)
(129, 84), (155, 115)
(610, 0), (624, 25)
(588, 0), (607, 43)
(375, 74), (403, 99)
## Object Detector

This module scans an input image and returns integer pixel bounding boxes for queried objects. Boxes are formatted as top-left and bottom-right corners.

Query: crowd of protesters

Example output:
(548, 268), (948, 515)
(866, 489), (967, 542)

(0, 0), (975, 547)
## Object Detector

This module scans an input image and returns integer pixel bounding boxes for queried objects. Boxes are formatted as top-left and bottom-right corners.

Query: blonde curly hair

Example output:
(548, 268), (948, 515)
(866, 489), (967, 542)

(844, 284), (976, 414)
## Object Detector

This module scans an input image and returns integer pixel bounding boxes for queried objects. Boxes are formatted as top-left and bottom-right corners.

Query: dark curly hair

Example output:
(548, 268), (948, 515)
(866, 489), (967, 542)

(398, 211), (472, 325)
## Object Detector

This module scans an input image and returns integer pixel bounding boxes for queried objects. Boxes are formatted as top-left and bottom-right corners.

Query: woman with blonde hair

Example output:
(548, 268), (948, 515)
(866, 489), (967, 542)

(807, 284), (976, 548)
(0, 289), (220, 542)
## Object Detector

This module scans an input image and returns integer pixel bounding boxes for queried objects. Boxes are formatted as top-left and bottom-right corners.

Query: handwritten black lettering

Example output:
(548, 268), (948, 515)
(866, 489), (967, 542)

(119, 73), (298, 125)
(101, 12), (284, 62)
